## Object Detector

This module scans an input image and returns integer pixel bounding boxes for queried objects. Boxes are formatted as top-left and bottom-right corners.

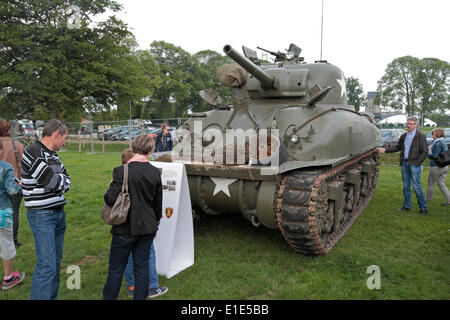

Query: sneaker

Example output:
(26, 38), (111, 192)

(127, 286), (134, 298)
(148, 286), (168, 298)
(419, 210), (428, 215)
(397, 207), (410, 212)
(2, 271), (25, 290)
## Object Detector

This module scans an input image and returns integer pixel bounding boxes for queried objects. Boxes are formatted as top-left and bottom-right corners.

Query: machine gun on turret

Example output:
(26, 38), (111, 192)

(257, 44), (304, 63)
(257, 46), (286, 62)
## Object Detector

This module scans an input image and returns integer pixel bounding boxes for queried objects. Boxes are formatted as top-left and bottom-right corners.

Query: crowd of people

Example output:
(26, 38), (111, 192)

(0, 120), (171, 299)
(378, 116), (449, 214)
(0, 117), (448, 299)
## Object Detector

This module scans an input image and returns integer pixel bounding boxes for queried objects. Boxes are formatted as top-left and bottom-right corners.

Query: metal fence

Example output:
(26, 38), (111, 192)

(10, 118), (187, 153)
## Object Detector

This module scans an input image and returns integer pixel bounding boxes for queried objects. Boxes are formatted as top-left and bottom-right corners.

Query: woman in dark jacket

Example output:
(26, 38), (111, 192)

(103, 134), (162, 300)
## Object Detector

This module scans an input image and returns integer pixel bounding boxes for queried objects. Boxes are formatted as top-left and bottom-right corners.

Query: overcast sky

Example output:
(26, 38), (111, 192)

(112, 0), (449, 94)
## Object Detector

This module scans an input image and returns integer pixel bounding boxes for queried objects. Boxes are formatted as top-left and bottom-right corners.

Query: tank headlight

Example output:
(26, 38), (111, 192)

(290, 134), (299, 143)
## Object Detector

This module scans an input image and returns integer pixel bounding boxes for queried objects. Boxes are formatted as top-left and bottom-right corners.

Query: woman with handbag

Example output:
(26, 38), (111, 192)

(103, 134), (162, 300)
(426, 128), (450, 206)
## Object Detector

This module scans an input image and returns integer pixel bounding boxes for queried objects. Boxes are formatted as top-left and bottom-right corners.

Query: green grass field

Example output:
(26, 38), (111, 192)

(0, 151), (449, 300)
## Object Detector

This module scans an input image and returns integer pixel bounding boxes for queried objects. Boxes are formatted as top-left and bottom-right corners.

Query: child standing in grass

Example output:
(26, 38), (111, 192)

(120, 148), (168, 298)
(0, 159), (25, 290)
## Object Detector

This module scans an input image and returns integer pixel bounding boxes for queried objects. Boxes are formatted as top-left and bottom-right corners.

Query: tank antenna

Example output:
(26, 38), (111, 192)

(320, 0), (324, 60)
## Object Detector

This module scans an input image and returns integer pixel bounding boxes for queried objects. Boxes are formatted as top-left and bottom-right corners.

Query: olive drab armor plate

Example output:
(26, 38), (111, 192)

(154, 44), (381, 256)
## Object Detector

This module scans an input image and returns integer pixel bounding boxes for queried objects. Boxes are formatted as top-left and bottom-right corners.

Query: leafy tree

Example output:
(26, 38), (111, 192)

(194, 50), (233, 109)
(378, 56), (449, 125)
(148, 41), (210, 118)
(377, 56), (422, 115)
(417, 58), (449, 115)
(346, 77), (365, 111)
(0, 0), (156, 122)
(111, 50), (161, 121)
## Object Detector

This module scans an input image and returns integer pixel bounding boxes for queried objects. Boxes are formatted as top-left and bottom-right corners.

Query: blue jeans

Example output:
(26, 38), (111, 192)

(124, 242), (158, 289)
(401, 162), (428, 211)
(27, 208), (66, 300)
(103, 233), (154, 300)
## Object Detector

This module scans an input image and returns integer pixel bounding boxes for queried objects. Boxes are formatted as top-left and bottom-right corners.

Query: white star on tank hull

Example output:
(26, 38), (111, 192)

(210, 177), (237, 197)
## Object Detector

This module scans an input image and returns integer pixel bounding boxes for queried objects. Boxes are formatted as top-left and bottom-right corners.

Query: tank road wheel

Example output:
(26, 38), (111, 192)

(312, 179), (335, 246)
(334, 197), (345, 233)
(360, 173), (369, 197)
(343, 185), (354, 212)
(276, 149), (379, 256)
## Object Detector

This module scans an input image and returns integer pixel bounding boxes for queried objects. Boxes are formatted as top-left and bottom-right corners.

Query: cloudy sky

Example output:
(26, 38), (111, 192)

(111, 0), (449, 94)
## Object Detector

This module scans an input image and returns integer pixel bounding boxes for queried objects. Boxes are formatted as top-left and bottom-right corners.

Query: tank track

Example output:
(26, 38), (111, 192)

(276, 149), (379, 255)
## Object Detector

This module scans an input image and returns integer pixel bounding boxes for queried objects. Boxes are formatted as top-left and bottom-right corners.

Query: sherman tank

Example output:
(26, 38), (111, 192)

(160, 44), (381, 256)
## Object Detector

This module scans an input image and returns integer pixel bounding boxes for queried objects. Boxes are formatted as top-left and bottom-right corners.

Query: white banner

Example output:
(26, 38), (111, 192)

(151, 161), (194, 279)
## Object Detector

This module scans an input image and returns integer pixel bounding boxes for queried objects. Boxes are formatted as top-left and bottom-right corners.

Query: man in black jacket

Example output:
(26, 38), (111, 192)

(378, 116), (429, 215)
(155, 124), (173, 152)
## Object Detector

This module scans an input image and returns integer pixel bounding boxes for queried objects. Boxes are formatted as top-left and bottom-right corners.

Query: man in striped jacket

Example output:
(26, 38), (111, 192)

(20, 119), (70, 300)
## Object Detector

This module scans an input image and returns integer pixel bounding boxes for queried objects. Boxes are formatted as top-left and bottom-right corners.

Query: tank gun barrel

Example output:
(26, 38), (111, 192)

(223, 44), (275, 90)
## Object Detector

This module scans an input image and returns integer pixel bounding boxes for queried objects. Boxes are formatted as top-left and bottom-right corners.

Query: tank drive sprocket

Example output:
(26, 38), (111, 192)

(276, 149), (379, 255)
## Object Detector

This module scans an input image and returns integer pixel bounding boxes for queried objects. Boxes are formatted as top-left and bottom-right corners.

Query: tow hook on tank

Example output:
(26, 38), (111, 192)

(244, 209), (261, 227)
(251, 215), (261, 227)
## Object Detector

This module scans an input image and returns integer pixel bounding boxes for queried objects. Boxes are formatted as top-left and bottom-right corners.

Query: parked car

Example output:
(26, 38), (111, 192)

(426, 128), (450, 147)
(98, 127), (119, 140)
(99, 127), (121, 140)
(13, 119), (36, 137)
(121, 128), (156, 141)
(120, 130), (141, 141)
(111, 127), (139, 141)
(111, 129), (128, 141)
(105, 127), (131, 140)
(381, 129), (406, 149)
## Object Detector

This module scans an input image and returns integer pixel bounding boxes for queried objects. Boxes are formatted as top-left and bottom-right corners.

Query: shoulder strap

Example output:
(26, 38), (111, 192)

(122, 164), (129, 193)
(10, 138), (20, 167)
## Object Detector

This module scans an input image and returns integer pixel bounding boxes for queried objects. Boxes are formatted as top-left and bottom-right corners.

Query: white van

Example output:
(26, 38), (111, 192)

(14, 119), (36, 137)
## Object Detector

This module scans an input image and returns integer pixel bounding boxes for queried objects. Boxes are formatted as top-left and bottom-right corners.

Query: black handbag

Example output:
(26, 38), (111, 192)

(101, 164), (130, 225)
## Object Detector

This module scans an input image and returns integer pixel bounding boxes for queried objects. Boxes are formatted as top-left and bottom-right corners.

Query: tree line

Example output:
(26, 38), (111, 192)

(346, 58), (449, 117)
(1, 0), (448, 123)
(0, 0), (232, 123)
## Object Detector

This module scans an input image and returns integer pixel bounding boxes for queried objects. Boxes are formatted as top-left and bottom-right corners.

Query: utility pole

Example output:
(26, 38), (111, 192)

(129, 100), (132, 147)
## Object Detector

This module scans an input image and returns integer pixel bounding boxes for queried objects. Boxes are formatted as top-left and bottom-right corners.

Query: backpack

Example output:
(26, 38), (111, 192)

(434, 141), (450, 168)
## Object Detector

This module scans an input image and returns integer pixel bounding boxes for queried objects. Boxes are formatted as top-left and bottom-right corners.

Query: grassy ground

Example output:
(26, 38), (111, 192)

(0, 151), (449, 300)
